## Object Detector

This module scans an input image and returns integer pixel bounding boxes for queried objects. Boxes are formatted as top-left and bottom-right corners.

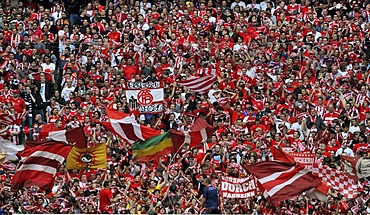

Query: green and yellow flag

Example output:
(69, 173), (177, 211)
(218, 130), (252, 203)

(132, 131), (173, 162)
(66, 143), (107, 169)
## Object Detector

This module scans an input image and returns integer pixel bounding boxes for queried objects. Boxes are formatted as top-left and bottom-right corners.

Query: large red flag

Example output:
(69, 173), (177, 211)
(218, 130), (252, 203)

(170, 117), (216, 152)
(270, 146), (296, 165)
(243, 162), (320, 203)
(38, 125), (87, 148)
(101, 108), (160, 143)
(11, 141), (72, 193)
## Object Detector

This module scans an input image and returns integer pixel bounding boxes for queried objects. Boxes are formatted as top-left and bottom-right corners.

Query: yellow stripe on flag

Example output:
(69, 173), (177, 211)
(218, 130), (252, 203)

(133, 138), (172, 158)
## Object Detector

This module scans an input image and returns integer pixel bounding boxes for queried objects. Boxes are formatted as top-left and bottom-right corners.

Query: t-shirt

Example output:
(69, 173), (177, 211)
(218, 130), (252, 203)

(203, 186), (218, 208)
(10, 97), (26, 113)
(99, 188), (112, 213)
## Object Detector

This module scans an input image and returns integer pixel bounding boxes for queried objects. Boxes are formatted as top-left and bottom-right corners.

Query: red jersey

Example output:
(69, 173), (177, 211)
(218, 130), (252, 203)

(10, 97), (26, 113)
(99, 188), (112, 213)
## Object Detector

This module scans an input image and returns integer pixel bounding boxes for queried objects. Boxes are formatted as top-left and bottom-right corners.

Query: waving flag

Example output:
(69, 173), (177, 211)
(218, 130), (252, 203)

(11, 141), (72, 192)
(101, 108), (160, 144)
(37, 125), (87, 148)
(0, 137), (24, 163)
(125, 81), (164, 113)
(0, 112), (27, 126)
(66, 143), (107, 169)
(177, 75), (217, 94)
(170, 117), (216, 151)
(312, 164), (358, 199)
(132, 132), (173, 162)
(341, 155), (370, 180)
(270, 146), (296, 164)
(243, 162), (320, 203)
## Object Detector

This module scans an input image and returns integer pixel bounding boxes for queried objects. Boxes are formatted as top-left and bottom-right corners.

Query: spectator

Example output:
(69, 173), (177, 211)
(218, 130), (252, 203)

(202, 178), (219, 214)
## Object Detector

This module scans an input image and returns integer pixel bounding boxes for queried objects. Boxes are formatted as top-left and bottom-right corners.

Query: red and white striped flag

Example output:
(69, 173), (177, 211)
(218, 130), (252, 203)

(170, 117), (217, 151)
(177, 75), (217, 94)
(37, 125), (87, 148)
(101, 108), (161, 144)
(243, 162), (320, 203)
(11, 141), (72, 192)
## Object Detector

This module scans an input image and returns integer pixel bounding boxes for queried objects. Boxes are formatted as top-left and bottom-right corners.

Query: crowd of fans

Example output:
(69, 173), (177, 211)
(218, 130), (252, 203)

(0, 0), (369, 214)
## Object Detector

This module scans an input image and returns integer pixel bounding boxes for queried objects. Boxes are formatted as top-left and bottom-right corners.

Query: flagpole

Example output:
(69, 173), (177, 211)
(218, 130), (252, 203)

(168, 141), (187, 166)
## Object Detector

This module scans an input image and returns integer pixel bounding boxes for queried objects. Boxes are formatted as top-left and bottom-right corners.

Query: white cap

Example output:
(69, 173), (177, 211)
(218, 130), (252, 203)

(139, 114), (145, 121)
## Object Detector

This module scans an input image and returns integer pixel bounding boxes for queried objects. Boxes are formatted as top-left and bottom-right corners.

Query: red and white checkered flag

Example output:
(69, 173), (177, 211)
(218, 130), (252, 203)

(312, 164), (358, 199)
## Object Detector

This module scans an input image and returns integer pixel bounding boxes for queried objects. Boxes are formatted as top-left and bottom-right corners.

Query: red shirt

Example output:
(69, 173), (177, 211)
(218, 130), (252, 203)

(123, 65), (138, 80)
(10, 97), (26, 113)
(99, 188), (112, 213)
(107, 31), (122, 43)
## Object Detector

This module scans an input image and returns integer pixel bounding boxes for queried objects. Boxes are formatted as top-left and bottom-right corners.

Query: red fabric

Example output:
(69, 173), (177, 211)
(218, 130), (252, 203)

(9, 97), (26, 113)
(170, 117), (217, 151)
(271, 146), (296, 165)
(243, 162), (320, 203)
(99, 188), (112, 213)
(101, 108), (161, 143)
(11, 141), (72, 192)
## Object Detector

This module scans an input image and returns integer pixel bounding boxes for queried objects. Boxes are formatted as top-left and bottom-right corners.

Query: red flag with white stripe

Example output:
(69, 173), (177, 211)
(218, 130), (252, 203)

(38, 126), (87, 148)
(11, 141), (72, 192)
(101, 108), (161, 144)
(170, 117), (217, 151)
(243, 162), (320, 203)
(177, 75), (217, 94)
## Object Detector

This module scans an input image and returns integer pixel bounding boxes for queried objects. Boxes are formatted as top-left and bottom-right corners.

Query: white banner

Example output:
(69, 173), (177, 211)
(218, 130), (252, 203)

(220, 176), (257, 198)
(125, 82), (164, 114)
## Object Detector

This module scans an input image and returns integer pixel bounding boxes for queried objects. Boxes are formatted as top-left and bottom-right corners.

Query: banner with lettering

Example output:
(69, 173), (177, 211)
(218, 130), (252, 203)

(289, 152), (315, 168)
(126, 81), (164, 113)
(220, 176), (257, 198)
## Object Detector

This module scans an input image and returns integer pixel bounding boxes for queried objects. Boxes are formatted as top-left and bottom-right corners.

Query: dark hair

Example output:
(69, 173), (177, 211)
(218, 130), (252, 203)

(103, 181), (110, 188)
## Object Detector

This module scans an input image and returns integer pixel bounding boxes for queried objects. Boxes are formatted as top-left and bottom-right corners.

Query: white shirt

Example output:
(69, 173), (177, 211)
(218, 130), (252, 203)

(291, 122), (304, 140)
(61, 86), (75, 101)
(246, 67), (257, 79)
(335, 147), (354, 157)
(260, 1), (271, 11)
(208, 89), (221, 103)
(40, 83), (46, 102)
(349, 126), (361, 134)
(137, 22), (150, 31)
(140, 1), (151, 9)
(247, 3), (261, 10)
(314, 31), (322, 42)
(231, 1), (247, 9)
(41, 62), (56, 73)
(51, 11), (62, 22)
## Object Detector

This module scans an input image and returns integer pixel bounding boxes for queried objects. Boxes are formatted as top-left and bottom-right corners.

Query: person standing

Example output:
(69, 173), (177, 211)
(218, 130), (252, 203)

(202, 178), (219, 214)
(99, 181), (121, 213)
(99, 181), (113, 213)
